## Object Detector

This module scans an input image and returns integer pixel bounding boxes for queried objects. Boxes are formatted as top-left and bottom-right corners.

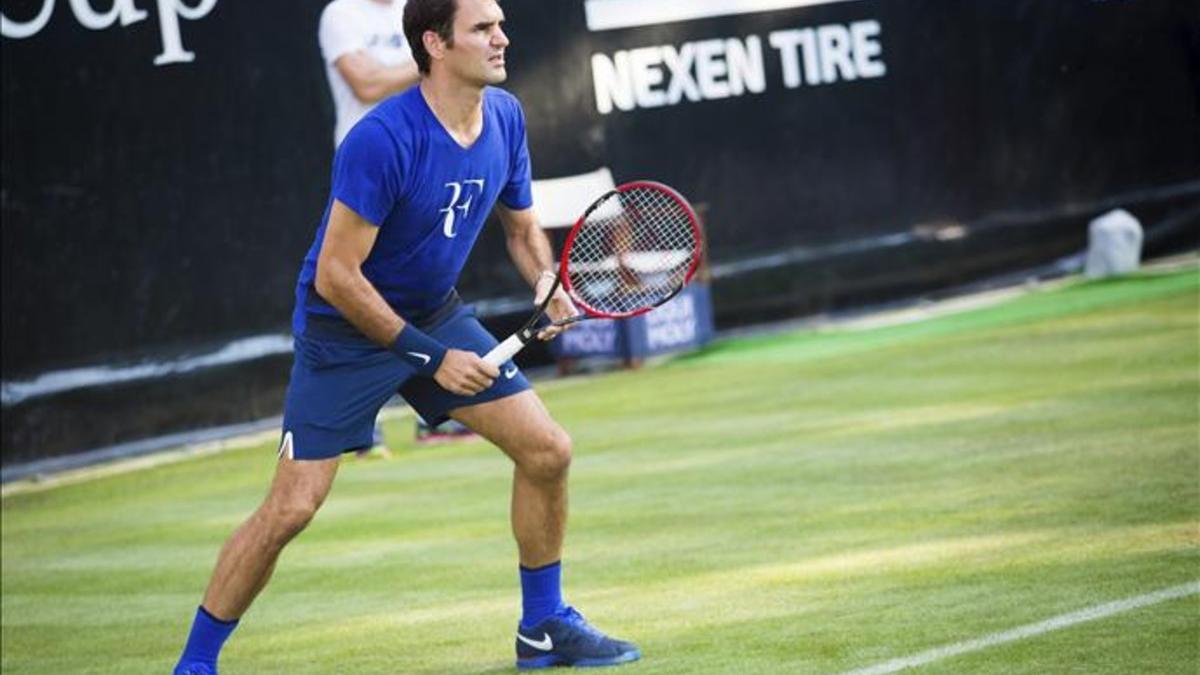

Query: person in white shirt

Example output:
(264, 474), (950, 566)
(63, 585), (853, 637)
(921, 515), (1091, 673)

(319, 0), (421, 147)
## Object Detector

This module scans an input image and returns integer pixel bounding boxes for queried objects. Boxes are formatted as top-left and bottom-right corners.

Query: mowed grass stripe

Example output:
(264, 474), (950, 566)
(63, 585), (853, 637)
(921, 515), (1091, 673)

(2, 267), (1197, 674)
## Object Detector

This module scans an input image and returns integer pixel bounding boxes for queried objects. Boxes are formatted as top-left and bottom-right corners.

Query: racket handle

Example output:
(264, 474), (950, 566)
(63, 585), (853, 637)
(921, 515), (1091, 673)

(483, 333), (527, 367)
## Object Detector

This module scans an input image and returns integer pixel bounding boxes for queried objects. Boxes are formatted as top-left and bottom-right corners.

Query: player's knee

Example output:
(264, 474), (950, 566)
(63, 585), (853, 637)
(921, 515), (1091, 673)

(264, 494), (322, 542)
(525, 428), (572, 482)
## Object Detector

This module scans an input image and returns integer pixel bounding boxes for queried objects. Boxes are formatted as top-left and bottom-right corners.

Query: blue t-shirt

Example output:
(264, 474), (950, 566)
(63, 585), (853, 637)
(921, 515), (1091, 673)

(293, 86), (533, 335)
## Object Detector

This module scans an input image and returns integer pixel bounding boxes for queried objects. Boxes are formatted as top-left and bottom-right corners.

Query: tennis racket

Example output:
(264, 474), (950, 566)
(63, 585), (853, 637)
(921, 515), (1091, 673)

(484, 180), (704, 367)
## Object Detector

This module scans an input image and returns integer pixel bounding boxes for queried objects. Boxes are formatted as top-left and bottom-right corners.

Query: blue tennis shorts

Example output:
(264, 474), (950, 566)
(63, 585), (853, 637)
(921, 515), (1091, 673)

(280, 303), (530, 460)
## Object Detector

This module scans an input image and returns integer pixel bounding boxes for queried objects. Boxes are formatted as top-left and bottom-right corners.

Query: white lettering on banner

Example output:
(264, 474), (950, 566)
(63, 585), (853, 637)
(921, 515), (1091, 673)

(663, 43), (700, 103)
(694, 39), (729, 99)
(561, 324), (618, 353)
(852, 20), (886, 78)
(0, 0), (55, 38)
(1, 0), (219, 67)
(816, 24), (854, 83)
(594, 35), (767, 114)
(70, 0), (147, 30)
(591, 51), (635, 112)
(646, 295), (696, 350)
(153, 0), (219, 65)
(770, 19), (885, 88)
(630, 46), (666, 108)
(592, 19), (885, 114)
(727, 36), (766, 96)
(769, 29), (806, 87)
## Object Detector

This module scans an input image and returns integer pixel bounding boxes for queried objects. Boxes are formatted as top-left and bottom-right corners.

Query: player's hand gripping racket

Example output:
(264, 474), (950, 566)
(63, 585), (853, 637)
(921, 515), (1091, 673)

(484, 181), (704, 367)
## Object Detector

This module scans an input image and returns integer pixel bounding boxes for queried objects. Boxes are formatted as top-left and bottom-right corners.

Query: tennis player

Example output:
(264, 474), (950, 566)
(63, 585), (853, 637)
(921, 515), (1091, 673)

(172, 0), (639, 672)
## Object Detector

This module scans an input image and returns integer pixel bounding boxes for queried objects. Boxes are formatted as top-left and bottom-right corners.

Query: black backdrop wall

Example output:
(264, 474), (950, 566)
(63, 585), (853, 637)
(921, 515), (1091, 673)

(3, 0), (1198, 463)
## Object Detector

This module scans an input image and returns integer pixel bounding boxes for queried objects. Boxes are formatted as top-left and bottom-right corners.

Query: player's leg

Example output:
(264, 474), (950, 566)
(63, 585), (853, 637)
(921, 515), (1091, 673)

(401, 304), (638, 668)
(449, 392), (639, 669)
(175, 326), (410, 674)
(203, 453), (340, 618)
(451, 391), (569, 567)
(402, 305), (570, 568)
(174, 453), (339, 675)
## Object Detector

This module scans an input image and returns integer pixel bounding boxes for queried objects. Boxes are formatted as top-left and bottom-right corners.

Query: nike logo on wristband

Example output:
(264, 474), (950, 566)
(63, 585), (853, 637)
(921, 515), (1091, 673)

(504, 365), (518, 379)
(406, 351), (432, 366)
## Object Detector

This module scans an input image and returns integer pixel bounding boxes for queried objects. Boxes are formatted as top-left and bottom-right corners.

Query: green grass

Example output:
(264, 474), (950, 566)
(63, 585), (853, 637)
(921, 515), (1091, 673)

(3, 268), (1198, 674)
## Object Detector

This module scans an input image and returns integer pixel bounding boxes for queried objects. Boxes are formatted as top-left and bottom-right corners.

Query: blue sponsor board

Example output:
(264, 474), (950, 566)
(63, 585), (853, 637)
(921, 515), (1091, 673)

(551, 283), (714, 360)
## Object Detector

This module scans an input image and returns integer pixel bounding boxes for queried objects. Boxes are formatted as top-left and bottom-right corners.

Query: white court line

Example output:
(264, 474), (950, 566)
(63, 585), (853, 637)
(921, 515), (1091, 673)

(840, 581), (1200, 675)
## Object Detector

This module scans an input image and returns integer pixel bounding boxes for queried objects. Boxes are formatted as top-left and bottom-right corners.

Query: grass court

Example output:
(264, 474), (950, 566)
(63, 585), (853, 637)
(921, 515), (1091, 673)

(3, 266), (1197, 673)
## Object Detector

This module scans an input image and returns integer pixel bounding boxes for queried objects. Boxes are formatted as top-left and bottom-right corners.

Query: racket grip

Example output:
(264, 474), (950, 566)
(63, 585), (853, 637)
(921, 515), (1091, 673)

(483, 333), (527, 367)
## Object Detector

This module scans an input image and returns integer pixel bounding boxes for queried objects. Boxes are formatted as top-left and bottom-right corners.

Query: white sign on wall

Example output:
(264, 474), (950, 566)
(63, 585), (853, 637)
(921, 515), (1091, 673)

(592, 19), (886, 114)
(583, 0), (867, 32)
(1, 0), (220, 66)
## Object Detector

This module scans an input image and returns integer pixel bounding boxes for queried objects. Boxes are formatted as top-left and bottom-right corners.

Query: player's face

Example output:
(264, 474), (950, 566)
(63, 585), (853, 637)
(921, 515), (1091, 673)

(444, 0), (509, 86)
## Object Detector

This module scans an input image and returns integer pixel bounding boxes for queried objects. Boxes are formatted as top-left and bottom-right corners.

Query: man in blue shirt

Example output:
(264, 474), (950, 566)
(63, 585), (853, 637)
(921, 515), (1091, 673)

(173, 0), (640, 672)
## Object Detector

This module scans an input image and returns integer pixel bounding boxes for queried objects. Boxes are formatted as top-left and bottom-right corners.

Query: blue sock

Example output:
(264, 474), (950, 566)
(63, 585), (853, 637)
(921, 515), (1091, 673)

(177, 606), (238, 668)
(519, 561), (564, 629)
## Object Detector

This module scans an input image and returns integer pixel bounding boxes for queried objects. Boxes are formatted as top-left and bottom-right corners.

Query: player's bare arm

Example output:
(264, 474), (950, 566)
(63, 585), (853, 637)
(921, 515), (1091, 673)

(335, 51), (420, 103)
(313, 199), (401, 344)
(315, 199), (497, 394)
(495, 203), (578, 338)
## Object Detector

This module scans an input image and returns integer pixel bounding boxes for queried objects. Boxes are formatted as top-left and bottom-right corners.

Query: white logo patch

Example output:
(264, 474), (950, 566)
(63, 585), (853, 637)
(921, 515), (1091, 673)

(277, 431), (294, 460)
(406, 351), (432, 366)
(439, 179), (485, 237)
(516, 631), (553, 651)
(504, 365), (518, 379)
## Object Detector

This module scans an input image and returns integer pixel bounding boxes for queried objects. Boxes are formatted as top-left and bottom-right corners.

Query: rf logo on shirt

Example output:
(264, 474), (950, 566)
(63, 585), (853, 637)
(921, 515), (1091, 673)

(440, 179), (486, 237)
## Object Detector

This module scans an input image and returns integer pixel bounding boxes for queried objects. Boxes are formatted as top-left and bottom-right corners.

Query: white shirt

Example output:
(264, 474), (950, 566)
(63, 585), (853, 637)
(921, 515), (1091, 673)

(318, 0), (413, 147)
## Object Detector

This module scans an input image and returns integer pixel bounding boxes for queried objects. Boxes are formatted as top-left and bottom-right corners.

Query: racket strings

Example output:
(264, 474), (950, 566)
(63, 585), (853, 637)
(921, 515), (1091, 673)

(566, 186), (698, 316)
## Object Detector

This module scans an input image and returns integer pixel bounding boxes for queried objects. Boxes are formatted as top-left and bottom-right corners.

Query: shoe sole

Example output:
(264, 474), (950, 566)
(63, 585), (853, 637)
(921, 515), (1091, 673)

(516, 649), (640, 669)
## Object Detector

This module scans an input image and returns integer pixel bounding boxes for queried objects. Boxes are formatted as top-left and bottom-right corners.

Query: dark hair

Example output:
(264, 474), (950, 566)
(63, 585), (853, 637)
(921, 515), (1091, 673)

(403, 0), (458, 75)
